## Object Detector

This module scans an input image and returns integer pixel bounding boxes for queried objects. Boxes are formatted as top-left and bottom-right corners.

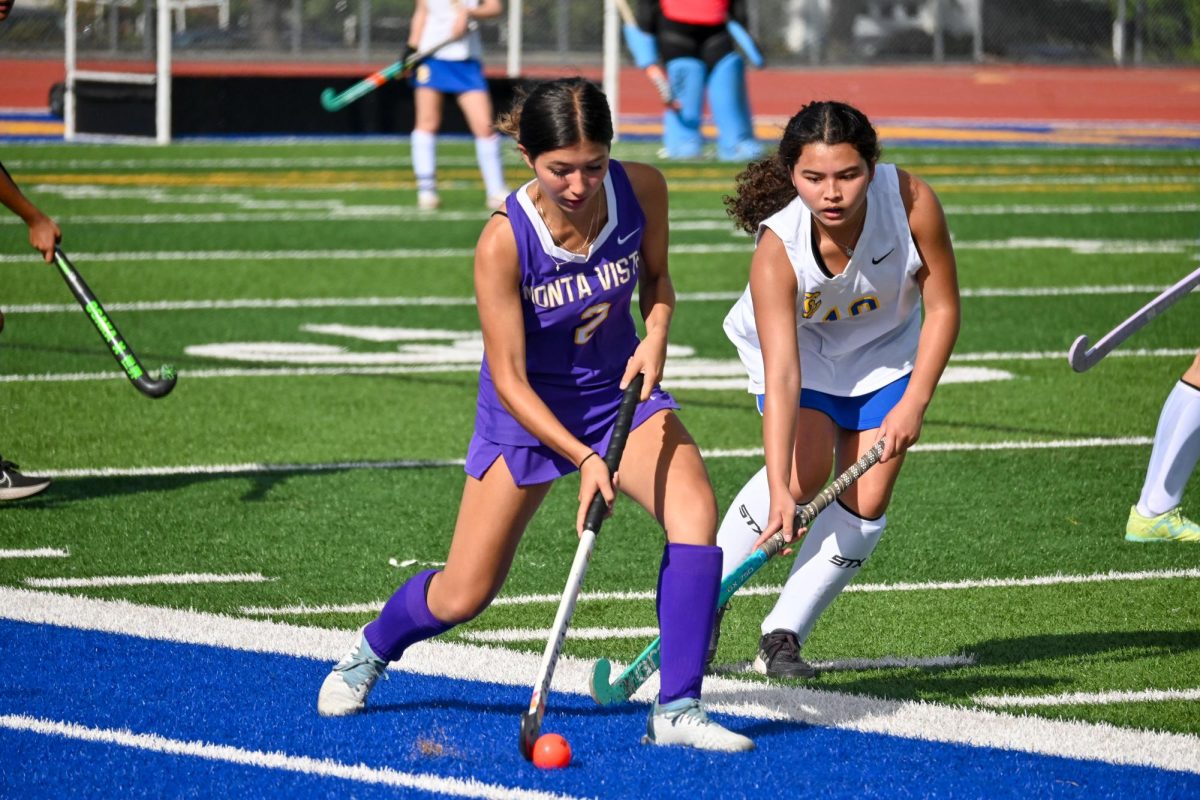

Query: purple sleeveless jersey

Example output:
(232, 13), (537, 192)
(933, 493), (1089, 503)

(474, 160), (669, 448)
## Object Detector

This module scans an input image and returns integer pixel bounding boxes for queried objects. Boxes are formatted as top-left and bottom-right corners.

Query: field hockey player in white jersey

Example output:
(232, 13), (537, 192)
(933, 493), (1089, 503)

(404, 0), (509, 210)
(1126, 349), (1200, 543)
(714, 100), (961, 678)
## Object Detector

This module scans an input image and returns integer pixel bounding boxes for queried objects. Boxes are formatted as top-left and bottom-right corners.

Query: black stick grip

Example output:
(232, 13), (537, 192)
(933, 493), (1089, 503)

(581, 374), (644, 535)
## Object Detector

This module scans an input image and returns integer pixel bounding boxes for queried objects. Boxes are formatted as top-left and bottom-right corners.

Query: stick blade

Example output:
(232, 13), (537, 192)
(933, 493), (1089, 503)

(134, 368), (178, 399)
(518, 710), (539, 760)
(589, 658), (621, 706)
(319, 88), (340, 111)
(1067, 334), (1093, 373)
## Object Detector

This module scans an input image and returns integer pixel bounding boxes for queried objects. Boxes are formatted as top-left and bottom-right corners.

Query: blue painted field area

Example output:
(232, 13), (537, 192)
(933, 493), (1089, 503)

(1, 619), (1196, 799)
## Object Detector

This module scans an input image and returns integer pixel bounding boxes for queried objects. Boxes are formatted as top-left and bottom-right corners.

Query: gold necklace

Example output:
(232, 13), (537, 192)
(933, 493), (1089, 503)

(822, 202), (867, 259)
(536, 187), (602, 260)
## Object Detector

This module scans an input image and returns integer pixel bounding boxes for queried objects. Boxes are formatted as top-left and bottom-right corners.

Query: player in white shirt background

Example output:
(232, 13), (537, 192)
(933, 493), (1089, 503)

(404, 0), (509, 210)
(716, 100), (961, 678)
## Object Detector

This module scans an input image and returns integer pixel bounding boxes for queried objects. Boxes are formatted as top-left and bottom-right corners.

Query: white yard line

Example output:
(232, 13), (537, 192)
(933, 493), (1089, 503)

(0, 714), (584, 800)
(973, 688), (1200, 708)
(840, 567), (1200, 593)
(240, 600), (385, 616)
(0, 202), (1191, 227)
(239, 568), (1197, 617)
(1, 239), (1198, 264)
(6, 284), (1191, 315)
(17, 436), (1159, 482)
(460, 632), (976, 672)
(941, 202), (1200, 215)
(716, 654), (978, 673)
(925, 175), (1199, 187)
(2, 349), (1195, 387)
(947, 349), (1194, 362)
(3, 297), (478, 314)
(0, 587), (1197, 775)
(0, 548), (69, 559)
(28, 458), (466, 479)
(460, 626), (661, 644)
(24, 572), (275, 589)
(0, 366), (482, 384)
(8, 153), (1193, 170)
(0, 247), (476, 264)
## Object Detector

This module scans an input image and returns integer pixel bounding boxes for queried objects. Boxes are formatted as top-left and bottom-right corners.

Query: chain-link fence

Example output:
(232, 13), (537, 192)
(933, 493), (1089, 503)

(2, 0), (1197, 65)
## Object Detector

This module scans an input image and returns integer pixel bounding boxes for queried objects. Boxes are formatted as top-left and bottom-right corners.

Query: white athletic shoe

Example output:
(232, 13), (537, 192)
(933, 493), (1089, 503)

(417, 191), (440, 211)
(643, 697), (754, 752)
(317, 628), (388, 717)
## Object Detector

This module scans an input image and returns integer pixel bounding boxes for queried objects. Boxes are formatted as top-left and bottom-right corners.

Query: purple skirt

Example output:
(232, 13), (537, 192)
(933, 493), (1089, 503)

(465, 386), (679, 486)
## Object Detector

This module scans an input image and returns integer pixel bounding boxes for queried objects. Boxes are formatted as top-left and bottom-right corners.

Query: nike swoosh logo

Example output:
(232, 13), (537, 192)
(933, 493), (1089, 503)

(617, 228), (641, 245)
(871, 248), (895, 265)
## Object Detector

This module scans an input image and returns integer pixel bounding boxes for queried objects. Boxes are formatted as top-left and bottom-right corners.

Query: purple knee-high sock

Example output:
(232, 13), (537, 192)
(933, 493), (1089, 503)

(363, 569), (453, 662)
(657, 542), (721, 704)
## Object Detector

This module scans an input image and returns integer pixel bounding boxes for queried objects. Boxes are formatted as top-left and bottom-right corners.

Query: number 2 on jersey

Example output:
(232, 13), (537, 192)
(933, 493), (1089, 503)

(574, 302), (611, 345)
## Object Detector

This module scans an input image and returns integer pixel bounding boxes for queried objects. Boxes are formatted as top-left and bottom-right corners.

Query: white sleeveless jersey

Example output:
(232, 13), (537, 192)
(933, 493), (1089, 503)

(723, 163), (924, 397)
(418, 0), (483, 61)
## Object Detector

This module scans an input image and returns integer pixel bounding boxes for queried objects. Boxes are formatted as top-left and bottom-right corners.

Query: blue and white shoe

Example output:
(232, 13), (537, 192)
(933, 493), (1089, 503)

(643, 697), (754, 752)
(317, 628), (388, 717)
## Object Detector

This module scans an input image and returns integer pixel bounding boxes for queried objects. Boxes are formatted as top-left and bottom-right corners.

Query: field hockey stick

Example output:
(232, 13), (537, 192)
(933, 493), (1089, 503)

(589, 438), (885, 706)
(1068, 264), (1200, 373)
(319, 22), (478, 112)
(519, 373), (644, 760)
(53, 247), (177, 399)
(613, 0), (679, 110)
(726, 19), (764, 68)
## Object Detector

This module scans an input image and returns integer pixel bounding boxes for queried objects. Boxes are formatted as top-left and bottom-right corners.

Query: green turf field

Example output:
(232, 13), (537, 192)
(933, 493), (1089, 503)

(1, 139), (1198, 737)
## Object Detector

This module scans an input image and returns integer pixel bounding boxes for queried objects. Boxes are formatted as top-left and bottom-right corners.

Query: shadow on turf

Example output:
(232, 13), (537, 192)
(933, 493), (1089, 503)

(366, 698), (643, 720)
(732, 629), (1200, 701)
(4, 465), (450, 507)
(365, 695), (795, 743)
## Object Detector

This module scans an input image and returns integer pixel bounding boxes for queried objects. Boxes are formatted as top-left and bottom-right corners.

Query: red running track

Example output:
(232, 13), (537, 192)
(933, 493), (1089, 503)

(4, 58), (1199, 123)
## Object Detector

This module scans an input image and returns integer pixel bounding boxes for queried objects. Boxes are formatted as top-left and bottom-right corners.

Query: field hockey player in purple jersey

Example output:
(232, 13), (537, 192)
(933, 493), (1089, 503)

(318, 77), (753, 752)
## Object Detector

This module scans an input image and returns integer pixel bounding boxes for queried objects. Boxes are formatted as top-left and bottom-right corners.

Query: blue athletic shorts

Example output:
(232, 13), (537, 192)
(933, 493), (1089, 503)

(409, 58), (488, 94)
(755, 374), (910, 431)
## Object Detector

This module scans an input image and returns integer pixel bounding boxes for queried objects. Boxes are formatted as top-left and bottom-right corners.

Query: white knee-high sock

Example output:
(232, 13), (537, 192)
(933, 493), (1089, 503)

(411, 130), (437, 193)
(715, 466), (770, 576)
(1137, 380), (1200, 517)
(474, 134), (508, 198)
(761, 500), (885, 644)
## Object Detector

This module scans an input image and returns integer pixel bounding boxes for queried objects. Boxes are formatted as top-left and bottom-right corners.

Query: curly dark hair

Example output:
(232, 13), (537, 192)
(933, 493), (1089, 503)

(724, 101), (880, 234)
(495, 77), (613, 160)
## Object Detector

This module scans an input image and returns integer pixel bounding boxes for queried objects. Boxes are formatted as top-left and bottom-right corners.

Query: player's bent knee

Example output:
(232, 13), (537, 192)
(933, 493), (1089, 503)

(843, 498), (889, 520)
(428, 584), (493, 625)
(664, 494), (719, 544)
